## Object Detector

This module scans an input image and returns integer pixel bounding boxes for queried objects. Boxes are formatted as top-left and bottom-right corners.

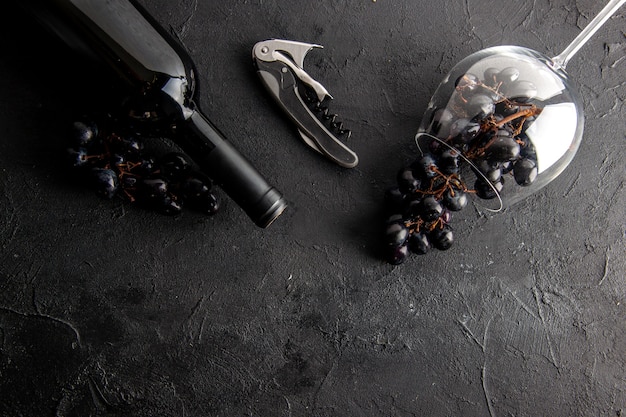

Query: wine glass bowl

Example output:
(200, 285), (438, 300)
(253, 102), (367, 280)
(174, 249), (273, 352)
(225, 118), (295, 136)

(415, 45), (584, 211)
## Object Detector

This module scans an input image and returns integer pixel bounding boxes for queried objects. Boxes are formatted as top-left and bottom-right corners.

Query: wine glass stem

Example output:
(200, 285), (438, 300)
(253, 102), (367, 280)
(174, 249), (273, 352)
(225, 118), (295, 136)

(552, 0), (626, 70)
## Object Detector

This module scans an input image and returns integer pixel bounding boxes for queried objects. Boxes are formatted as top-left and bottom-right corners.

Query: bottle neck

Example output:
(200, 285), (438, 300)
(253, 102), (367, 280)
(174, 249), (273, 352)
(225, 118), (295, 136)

(177, 111), (287, 228)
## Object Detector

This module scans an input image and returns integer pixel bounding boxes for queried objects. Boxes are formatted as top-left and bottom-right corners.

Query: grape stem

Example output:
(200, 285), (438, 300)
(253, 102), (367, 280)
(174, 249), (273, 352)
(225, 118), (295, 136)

(412, 168), (469, 197)
(464, 103), (541, 159)
(404, 216), (445, 234)
(493, 105), (541, 131)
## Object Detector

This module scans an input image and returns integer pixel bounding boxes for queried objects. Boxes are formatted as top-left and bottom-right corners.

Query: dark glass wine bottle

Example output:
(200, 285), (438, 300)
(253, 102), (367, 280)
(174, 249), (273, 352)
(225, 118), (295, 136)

(22, 0), (287, 228)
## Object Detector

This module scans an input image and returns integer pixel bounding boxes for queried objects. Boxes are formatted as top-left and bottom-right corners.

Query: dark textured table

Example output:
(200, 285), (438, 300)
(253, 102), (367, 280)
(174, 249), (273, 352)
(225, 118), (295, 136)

(1, 1), (625, 416)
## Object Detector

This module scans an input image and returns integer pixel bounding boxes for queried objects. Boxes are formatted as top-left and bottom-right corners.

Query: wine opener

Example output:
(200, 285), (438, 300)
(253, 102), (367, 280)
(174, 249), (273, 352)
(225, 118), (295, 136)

(253, 39), (359, 168)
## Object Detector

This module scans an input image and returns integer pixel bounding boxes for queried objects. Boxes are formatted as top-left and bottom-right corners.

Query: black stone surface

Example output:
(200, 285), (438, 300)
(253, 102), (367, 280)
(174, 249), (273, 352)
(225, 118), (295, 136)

(1, 1), (625, 416)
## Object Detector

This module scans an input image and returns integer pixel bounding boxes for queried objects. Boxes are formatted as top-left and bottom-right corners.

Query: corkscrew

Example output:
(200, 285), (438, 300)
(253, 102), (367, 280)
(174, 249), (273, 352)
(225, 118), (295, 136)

(253, 39), (359, 168)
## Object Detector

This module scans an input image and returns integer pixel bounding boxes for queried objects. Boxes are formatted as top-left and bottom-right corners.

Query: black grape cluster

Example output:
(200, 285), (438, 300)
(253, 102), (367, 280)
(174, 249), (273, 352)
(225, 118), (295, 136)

(65, 118), (220, 216)
(383, 151), (466, 264)
(430, 67), (541, 196)
(384, 66), (541, 264)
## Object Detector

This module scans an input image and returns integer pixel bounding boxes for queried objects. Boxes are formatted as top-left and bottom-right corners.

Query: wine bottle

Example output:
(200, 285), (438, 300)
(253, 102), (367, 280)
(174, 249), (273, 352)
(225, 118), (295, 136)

(21, 0), (287, 228)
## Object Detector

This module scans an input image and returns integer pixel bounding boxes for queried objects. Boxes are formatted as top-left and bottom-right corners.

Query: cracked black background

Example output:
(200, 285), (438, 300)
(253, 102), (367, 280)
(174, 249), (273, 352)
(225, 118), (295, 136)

(0, 0), (625, 416)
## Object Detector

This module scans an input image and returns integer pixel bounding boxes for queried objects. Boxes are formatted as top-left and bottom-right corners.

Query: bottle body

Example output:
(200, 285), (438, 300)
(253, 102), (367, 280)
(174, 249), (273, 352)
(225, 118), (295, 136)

(23, 0), (286, 227)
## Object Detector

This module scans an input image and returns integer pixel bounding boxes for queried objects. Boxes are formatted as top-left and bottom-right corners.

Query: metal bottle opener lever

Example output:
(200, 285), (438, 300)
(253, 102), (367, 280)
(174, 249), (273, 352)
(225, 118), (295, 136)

(253, 39), (359, 168)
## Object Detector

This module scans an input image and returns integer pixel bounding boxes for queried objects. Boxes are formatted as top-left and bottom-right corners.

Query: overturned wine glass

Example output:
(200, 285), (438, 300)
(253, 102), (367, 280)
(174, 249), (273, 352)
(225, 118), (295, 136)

(383, 0), (624, 264)
(415, 0), (625, 212)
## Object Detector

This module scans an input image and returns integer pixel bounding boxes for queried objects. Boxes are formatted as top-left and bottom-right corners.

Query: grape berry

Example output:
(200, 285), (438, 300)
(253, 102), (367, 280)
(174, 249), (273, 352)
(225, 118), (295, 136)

(65, 117), (220, 216)
(384, 66), (541, 264)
